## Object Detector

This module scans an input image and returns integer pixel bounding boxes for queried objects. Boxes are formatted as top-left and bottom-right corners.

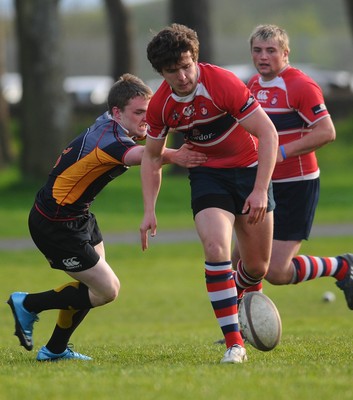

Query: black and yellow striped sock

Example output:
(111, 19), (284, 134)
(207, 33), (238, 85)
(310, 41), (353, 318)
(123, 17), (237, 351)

(45, 308), (90, 354)
(23, 281), (92, 313)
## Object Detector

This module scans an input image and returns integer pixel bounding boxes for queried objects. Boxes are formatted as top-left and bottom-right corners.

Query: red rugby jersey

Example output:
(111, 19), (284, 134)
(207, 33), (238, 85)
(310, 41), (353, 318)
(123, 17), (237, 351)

(147, 63), (261, 168)
(247, 65), (330, 181)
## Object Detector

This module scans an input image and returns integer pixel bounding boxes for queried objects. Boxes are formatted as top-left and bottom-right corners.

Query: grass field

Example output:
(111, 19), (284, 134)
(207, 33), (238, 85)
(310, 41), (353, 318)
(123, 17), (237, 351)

(0, 237), (353, 400)
(0, 120), (352, 399)
(0, 155), (353, 239)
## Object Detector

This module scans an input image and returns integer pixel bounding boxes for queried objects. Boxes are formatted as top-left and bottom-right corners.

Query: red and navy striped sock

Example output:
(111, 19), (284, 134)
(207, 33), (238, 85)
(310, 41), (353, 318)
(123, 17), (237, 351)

(234, 260), (263, 299)
(245, 282), (263, 293)
(291, 255), (348, 283)
(205, 261), (243, 348)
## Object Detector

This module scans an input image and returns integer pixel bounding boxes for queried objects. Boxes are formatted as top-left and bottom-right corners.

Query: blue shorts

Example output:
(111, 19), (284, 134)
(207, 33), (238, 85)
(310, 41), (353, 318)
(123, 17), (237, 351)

(28, 206), (102, 272)
(189, 166), (275, 217)
(272, 178), (320, 241)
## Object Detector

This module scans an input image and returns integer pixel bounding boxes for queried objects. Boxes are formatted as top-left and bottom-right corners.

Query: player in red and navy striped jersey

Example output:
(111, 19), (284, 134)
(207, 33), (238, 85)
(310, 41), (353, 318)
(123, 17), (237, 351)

(232, 24), (353, 310)
(139, 24), (278, 364)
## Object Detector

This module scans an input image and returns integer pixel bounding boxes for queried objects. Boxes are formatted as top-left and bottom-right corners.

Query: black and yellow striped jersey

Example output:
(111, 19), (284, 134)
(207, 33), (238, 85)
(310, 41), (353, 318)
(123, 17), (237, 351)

(35, 112), (136, 220)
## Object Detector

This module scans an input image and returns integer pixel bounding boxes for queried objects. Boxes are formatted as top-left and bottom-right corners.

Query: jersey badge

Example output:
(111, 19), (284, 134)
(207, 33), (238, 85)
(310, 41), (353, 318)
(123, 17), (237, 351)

(182, 104), (195, 118)
(199, 103), (208, 116)
(312, 104), (327, 115)
(172, 110), (180, 121)
(270, 95), (278, 106)
(240, 95), (255, 112)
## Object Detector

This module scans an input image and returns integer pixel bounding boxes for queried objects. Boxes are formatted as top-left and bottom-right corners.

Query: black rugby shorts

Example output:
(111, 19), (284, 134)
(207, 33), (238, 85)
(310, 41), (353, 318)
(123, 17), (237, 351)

(189, 166), (275, 217)
(28, 206), (102, 272)
(272, 178), (320, 241)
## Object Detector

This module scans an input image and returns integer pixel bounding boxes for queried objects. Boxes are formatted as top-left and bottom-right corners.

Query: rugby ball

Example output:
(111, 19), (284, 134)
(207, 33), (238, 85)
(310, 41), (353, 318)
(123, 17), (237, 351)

(238, 292), (282, 351)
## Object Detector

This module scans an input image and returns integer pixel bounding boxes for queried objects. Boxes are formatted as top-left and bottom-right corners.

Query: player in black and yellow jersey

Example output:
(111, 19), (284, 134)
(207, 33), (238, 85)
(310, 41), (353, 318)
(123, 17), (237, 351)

(7, 73), (207, 361)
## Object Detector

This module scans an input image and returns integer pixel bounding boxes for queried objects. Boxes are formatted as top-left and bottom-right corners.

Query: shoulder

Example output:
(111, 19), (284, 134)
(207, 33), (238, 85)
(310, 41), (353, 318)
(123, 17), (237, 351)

(199, 63), (251, 107)
(89, 111), (114, 134)
(200, 63), (246, 88)
(151, 80), (172, 101)
(281, 65), (321, 90)
(148, 80), (172, 113)
(247, 74), (260, 89)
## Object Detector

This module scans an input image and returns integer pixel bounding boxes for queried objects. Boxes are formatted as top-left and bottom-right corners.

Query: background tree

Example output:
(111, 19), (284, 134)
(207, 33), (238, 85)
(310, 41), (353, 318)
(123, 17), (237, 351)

(169, 0), (213, 174)
(169, 0), (213, 62)
(15, 0), (71, 182)
(0, 16), (14, 168)
(0, 81), (13, 169)
(345, 0), (353, 38)
(104, 0), (134, 80)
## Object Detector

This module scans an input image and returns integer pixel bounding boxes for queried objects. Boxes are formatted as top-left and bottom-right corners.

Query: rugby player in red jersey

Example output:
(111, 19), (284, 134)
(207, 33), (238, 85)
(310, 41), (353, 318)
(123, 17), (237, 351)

(232, 25), (353, 309)
(139, 24), (278, 363)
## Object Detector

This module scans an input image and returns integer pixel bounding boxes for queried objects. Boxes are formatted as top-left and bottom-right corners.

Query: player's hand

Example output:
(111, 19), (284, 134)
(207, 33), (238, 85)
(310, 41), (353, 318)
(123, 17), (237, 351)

(242, 188), (268, 225)
(173, 143), (207, 168)
(140, 212), (157, 251)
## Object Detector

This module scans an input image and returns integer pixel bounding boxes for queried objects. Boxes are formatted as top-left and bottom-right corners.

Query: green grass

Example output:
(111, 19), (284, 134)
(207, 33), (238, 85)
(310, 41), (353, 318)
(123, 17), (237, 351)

(1, 150), (353, 239)
(0, 112), (352, 238)
(0, 115), (352, 399)
(0, 238), (353, 400)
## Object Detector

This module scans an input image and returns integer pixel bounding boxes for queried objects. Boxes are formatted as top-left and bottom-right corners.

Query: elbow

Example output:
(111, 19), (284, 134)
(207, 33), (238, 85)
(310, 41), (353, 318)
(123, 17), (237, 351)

(329, 129), (336, 143)
(325, 128), (336, 144)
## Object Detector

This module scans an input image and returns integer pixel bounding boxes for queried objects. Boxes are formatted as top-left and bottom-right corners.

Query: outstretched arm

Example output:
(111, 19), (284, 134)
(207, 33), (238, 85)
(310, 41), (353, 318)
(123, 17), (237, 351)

(124, 142), (207, 167)
(240, 107), (278, 225)
(139, 137), (166, 250)
(162, 143), (207, 167)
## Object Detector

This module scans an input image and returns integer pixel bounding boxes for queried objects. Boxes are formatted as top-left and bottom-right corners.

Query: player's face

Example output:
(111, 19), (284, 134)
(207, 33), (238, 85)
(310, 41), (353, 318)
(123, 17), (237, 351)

(251, 38), (289, 81)
(115, 96), (150, 140)
(161, 51), (198, 97)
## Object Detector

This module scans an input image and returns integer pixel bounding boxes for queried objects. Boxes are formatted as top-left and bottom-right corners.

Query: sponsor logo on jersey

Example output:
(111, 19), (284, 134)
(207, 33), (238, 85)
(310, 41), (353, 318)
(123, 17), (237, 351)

(312, 104), (327, 115)
(182, 104), (195, 118)
(53, 147), (73, 168)
(240, 95), (255, 112)
(62, 147), (73, 155)
(256, 90), (269, 103)
(62, 257), (82, 270)
(191, 129), (215, 141)
(53, 155), (62, 169)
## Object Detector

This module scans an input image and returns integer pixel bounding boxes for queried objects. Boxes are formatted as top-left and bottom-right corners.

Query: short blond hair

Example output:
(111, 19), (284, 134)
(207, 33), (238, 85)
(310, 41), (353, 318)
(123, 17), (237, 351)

(249, 24), (290, 53)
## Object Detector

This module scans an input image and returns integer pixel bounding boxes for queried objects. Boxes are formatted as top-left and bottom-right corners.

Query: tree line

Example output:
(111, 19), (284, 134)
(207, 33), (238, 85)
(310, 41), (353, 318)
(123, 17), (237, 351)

(0, 0), (353, 181)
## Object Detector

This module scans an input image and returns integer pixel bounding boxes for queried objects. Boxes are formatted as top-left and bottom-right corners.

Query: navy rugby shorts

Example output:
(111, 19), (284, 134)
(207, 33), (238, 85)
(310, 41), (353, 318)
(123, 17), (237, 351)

(189, 166), (275, 218)
(28, 206), (102, 272)
(272, 178), (320, 241)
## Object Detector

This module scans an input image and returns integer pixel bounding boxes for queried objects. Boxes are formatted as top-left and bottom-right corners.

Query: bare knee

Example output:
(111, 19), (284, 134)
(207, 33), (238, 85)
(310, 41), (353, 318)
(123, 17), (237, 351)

(265, 266), (292, 285)
(203, 240), (228, 261)
(103, 276), (120, 303)
(241, 259), (268, 280)
(92, 276), (120, 306)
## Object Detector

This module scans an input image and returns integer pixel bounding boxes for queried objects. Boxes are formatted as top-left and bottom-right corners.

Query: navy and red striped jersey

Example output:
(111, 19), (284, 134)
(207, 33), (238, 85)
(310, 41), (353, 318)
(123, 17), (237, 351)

(147, 63), (261, 169)
(247, 65), (330, 182)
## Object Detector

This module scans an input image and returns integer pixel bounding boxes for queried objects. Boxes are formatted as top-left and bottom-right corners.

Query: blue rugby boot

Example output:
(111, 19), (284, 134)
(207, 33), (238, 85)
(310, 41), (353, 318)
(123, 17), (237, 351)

(7, 292), (39, 351)
(336, 253), (353, 310)
(36, 345), (92, 361)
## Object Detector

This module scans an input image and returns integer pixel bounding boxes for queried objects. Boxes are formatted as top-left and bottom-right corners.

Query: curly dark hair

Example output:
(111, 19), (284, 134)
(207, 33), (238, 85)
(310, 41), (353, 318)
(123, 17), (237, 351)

(147, 23), (200, 73)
